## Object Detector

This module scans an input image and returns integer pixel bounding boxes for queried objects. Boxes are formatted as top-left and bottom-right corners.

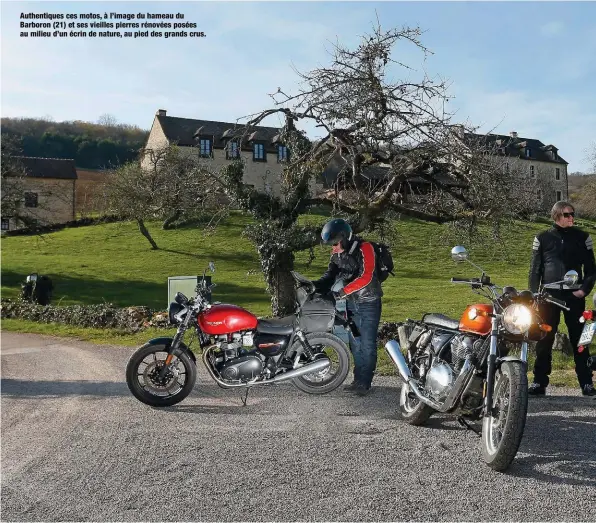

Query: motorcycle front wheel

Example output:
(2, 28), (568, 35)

(126, 343), (197, 407)
(481, 361), (528, 471)
(291, 332), (350, 394)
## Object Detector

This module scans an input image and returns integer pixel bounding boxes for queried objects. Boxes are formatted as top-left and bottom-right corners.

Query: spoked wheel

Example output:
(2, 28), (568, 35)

(126, 343), (197, 407)
(398, 381), (435, 425)
(291, 333), (350, 394)
(481, 361), (528, 471)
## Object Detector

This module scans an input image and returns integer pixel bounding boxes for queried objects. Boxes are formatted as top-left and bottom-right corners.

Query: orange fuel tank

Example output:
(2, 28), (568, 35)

(459, 304), (493, 336)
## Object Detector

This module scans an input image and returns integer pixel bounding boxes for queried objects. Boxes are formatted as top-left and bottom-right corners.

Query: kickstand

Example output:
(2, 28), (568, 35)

(240, 388), (250, 407)
(458, 416), (481, 437)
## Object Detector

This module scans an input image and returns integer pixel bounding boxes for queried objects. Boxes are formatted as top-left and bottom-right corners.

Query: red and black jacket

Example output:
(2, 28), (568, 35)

(313, 237), (383, 303)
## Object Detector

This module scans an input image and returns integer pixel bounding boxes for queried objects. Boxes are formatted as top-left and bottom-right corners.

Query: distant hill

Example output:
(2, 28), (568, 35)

(568, 173), (596, 194)
(1, 117), (149, 170)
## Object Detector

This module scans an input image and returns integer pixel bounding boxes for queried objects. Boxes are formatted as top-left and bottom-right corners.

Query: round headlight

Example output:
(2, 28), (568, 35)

(502, 304), (533, 335)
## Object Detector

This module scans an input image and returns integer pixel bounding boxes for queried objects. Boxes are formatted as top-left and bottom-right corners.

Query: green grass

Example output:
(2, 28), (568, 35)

(3, 211), (595, 387)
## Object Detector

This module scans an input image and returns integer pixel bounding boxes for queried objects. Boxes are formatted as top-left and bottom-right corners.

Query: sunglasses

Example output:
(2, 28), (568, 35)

(562, 212), (575, 218)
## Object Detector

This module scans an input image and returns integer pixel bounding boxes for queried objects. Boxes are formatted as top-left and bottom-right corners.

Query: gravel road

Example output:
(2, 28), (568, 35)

(1, 332), (595, 522)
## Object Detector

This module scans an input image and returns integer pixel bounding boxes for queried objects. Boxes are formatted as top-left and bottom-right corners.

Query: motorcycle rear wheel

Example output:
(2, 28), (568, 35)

(481, 361), (528, 471)
(126, 343), (197, 407)
(291, 332), (350, 394)
(398, 382), (435, 425)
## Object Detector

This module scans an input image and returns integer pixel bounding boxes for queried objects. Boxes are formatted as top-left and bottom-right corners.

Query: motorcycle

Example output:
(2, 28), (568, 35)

(126, 262), (351, 407)
(384, 246), (575, 471)
(579, 292), (596, 371)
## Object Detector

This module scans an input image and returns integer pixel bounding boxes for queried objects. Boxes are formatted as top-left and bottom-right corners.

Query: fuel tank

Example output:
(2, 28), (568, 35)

(197, 304), (258, 335)
(459, 304), (493, 336)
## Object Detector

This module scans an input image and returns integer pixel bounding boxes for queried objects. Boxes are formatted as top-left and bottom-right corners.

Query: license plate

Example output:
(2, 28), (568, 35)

(579, 322), (596, 346)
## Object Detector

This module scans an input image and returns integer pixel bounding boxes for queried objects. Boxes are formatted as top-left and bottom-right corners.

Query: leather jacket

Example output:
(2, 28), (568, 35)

(313, 237), (383, 303)
(529, 224), (595, 295)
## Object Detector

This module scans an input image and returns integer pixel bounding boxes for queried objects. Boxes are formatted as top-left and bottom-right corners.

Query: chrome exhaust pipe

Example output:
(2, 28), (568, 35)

(385, 340), (475, 413)
(385, 340), (441, 410)
(269, 358), (330, 384)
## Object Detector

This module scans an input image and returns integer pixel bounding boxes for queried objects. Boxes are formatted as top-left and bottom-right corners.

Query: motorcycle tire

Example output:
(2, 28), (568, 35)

(126, 343), (197, 407)
(398, 381), (435, 425)
(481, 361), (528, 472)
(291, 332), (350, 394)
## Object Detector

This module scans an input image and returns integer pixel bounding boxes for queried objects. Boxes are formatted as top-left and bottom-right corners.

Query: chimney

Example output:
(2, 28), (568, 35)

(156, 109), (167, 116)
(510, 131), (518, 138)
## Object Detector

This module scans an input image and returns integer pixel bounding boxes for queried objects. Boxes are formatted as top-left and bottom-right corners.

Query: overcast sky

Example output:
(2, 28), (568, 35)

(2, 0), (595, 172)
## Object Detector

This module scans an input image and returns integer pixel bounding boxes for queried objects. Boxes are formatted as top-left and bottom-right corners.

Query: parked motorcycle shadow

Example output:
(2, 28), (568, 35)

(1, 378), (130, 397)
(507, 398), (596, 486)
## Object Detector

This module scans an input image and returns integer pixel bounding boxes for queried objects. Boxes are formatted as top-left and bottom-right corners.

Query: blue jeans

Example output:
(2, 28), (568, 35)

(347, 298), (382, 388)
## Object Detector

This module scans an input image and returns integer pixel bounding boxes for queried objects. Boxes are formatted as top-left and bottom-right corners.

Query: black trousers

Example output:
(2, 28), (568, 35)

(533, 290), (593, 387)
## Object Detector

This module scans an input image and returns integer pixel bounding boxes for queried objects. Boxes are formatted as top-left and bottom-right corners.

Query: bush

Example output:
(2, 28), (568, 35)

(0, 299), (170, 332)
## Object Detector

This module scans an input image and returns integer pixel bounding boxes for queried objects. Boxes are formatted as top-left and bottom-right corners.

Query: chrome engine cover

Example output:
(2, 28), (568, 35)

(426, 361), (454, 399)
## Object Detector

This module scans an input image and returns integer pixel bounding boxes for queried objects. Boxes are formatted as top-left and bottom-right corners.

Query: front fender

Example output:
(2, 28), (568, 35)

(146, 337), (197, 364)
(496, 356), (527, 370)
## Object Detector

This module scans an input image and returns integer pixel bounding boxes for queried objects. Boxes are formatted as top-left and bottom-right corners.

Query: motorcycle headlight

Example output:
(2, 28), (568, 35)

(502, 304), (533, 335)
(168, 302), (185, 324)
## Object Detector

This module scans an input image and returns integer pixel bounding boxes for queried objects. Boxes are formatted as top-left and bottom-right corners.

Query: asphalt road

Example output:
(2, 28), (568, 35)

(1, 332), (595, 522)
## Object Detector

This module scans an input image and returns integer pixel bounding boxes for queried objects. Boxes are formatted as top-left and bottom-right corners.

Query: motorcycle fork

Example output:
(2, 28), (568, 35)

(160, 320), (190, 377)
(483, 315), (500, 418)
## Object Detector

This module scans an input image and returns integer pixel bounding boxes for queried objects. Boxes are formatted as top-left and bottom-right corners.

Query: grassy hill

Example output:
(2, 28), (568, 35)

(2, 212), (595, 386)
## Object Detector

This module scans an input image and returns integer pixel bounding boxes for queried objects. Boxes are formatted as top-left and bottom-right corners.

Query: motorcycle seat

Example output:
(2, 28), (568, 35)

(257, 316), (295, 336)
(422, 313), (460, 330)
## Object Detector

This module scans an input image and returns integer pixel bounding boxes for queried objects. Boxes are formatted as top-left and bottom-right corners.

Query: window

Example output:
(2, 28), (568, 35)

(24, 192), (38, 208)
(537, 189), (542, 202)
(253, 143), (266, 162)
(555, 167), (561, 181)
(556, 190), (562, 201)
(1, 218), (9, 231)
(529, 165), (535, 178)
(526, 148), (532, 158)
(505, 163), (510, 174)
(277, 145), (288, 163)
(226, 141), (239, 160)
(199, 137), (213, 158)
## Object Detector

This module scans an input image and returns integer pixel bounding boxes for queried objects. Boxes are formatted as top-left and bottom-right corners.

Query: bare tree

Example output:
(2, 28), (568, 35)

(1, 135), (28, 224)
(208, 23), (540, 315)
(97, 113), (118, 127)
(103, 144), (220, 248)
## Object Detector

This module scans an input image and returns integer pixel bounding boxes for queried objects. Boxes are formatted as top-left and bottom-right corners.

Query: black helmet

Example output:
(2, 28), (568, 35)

(321, 218), (352, 246)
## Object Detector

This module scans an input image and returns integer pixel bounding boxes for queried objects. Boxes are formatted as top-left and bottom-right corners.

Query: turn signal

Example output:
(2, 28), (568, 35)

(539, 323), (552, 332)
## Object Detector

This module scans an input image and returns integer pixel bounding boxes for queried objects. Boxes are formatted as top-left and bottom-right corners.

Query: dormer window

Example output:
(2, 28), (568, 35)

(253, 142), (266, 162)
(277, 145), (288, 163)
(525, 148), (532, 158)
(198, 136), (213, 158)
(226, 141), (239, 160)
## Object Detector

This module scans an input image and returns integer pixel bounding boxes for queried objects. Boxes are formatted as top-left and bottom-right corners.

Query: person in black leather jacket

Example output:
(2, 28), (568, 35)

(528, 201), (595, 396)
(313, 218), (383, 396)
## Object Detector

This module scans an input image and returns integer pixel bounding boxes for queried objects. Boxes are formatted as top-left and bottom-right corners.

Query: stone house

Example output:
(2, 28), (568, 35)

(141, 109), (323, 197)
(470, 130), (569, 208)
(1, 156), (77, 232)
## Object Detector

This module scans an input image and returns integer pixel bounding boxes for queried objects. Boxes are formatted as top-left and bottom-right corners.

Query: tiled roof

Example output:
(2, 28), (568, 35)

(156, 115), (282, 153)
(465, 132), (568, 164)
(12, 156), (78, 180)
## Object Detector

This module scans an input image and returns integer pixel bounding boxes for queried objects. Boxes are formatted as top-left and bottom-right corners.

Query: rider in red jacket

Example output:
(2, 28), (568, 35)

(313, 218), (383, 396)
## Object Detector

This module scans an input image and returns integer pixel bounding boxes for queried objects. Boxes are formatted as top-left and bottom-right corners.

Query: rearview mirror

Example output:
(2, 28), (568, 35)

(563, 270), (578, 286)
(451, 246), (468, 263)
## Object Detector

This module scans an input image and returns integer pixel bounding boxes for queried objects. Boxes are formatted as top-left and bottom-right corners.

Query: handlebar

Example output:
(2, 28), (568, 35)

(451, 277), (478, 284)
(544, 294), (570, 311)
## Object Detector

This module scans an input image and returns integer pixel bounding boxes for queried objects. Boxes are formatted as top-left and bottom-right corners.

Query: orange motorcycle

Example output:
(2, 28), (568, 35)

(385, 246), (575, 471)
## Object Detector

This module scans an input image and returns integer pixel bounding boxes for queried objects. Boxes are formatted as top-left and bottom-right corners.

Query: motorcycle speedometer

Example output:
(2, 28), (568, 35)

(502, 304), (532, 335)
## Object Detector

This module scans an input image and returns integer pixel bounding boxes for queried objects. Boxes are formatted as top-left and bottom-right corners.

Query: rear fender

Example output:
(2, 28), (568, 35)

(146, 337), (197, 364)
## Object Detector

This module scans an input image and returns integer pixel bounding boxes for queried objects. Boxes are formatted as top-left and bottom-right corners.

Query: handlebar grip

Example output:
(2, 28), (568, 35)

(545, 295), (569, 309)
(451, 277), (472, 283)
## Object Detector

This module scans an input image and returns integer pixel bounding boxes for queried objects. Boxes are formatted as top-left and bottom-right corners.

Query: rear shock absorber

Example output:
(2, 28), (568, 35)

(295, 330), (314, 359)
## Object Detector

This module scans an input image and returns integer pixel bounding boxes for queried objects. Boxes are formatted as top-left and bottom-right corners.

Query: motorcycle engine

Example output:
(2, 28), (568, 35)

(426, 360), (454, 400)
(212, 334), (264, 382)
(450, 335), (485, 372)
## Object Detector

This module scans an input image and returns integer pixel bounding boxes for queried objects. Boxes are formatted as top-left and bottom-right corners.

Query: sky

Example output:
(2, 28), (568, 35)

(1, 0), (595, 172)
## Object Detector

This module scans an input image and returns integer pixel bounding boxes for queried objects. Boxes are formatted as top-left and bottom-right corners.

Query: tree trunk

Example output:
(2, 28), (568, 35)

(137, 219), (159, 249)
(260, 248), (296, 317)
(162, 209), (183, 230)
